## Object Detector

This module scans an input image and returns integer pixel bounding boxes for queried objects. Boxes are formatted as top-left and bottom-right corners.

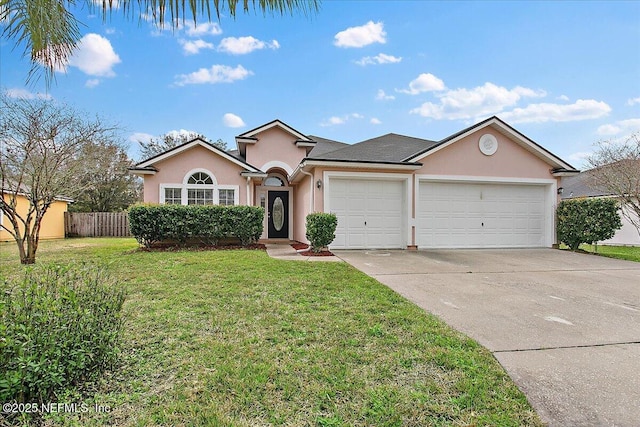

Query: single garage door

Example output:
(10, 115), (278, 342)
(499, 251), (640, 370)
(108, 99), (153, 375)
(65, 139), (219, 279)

(418, 181), (549, 248)
(328, 178), (405, 249)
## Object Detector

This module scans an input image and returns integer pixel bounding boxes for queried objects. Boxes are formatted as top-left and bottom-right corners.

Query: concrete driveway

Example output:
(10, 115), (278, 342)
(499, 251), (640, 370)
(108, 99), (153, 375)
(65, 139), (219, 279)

(333, 249), (640, 427)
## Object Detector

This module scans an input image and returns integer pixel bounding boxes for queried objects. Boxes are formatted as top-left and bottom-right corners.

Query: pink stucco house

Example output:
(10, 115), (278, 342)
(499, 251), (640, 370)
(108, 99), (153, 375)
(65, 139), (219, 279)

(130, 116), (579, 249)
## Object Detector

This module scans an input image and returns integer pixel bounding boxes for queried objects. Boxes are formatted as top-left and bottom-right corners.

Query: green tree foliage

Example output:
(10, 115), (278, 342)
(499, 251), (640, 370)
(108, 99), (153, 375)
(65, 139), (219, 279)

(138, 133), (227, 161)
(305, 212), (337, 253)
(69, 140), (141, 212)
(0, 0), (320, 85)
(557, 198), (623, 250)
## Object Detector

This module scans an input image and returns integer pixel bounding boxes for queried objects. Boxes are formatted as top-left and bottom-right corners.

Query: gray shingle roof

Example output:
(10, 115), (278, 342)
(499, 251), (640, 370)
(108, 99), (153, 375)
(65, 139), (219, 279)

(307, 135), (348, 158)
(560, 171), (611, 199)
(311, 133), (438, 162)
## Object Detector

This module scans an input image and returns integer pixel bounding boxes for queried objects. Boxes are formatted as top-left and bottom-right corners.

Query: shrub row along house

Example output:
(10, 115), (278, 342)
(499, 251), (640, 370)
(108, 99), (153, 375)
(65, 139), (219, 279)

(130, 117), (579, 249)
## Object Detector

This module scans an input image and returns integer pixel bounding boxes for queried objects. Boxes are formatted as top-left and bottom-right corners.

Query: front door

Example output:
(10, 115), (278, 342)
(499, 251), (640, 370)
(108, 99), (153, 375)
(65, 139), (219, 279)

(268, 191), (289, 238)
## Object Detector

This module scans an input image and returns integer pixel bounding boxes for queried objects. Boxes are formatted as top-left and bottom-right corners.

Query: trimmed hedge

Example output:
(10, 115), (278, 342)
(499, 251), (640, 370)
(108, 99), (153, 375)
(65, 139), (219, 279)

(306, 212), (338, 253)
(128, 204), (264, 247)
(557, 198), (622, 250)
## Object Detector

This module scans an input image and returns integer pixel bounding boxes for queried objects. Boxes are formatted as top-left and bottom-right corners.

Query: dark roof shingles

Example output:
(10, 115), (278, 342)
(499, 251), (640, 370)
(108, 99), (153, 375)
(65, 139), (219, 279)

(312, 133), (437, 162)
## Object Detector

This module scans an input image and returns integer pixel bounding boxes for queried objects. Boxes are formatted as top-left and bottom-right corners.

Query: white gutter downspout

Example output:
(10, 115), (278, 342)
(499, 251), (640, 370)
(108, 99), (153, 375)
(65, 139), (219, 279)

(246, 176), (251, 206)
(299, 169), (314, 212)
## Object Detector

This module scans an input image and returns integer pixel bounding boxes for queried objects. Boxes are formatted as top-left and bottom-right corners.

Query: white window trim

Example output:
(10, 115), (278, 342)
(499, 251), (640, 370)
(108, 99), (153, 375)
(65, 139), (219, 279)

(218, 185), (240, 205)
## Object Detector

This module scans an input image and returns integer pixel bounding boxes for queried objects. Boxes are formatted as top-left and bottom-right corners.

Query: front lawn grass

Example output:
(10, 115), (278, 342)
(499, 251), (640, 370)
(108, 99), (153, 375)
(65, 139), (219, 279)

(578, 244), (640, 262)
(0, 238), (542, 426)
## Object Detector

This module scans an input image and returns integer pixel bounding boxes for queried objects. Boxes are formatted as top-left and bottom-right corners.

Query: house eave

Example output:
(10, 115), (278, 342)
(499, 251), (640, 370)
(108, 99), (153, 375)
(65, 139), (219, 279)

(290, 159), (422, 182)
(129, 167), (157, 176)
(552, 168), (581, 177)
(240, 171), (268, 178)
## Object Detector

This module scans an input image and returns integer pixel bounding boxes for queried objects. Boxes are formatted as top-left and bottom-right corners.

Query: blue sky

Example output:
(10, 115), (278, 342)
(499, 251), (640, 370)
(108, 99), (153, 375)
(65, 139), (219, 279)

(2, 1), (639, 166)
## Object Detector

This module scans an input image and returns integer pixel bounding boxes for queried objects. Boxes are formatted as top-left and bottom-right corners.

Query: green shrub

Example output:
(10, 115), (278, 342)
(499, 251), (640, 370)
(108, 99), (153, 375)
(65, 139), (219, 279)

(128, 204), (170, 247)
(0, 264), (125, 406)
(557, 198), (623, 250)
(306, 213), (338, 253)
(227, 206), (265, 246)
(128, 204), (264, 247)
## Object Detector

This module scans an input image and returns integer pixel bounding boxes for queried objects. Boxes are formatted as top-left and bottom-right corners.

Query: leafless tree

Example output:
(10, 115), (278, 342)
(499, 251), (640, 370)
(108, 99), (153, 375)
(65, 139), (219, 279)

(587, 132), (640, 237)
(0, 92), (117, 263)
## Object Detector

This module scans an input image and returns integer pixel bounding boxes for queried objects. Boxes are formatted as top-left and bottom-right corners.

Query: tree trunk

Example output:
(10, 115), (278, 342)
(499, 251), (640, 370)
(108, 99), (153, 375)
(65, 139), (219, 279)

(14, 237), (31, 264)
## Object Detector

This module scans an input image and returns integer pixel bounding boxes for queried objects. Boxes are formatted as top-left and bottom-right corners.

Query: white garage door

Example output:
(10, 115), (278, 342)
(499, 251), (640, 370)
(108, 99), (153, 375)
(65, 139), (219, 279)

(328, 178), (405, 249)
(418, 181), (549, 248)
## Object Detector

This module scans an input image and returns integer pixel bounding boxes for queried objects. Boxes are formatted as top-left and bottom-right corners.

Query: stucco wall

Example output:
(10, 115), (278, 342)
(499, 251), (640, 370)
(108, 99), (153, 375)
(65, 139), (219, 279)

(143, 145), (247, 204)
(245, 127), (309, 175)
(1, 194), (68, 241)
(293, 174), (313, 243)
(415, 129), (555, 179)
(600, 202), (640, 246)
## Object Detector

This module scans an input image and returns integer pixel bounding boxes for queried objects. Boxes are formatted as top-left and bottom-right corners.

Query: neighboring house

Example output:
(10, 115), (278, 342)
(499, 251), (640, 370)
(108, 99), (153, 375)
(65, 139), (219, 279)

(0, 191), (71, 241)
(130, 116), (579, 249)
(561, 170), (640, 246)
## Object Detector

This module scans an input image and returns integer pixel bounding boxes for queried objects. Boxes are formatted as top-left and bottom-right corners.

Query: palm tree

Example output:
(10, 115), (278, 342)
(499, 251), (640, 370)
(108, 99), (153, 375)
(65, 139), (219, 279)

(0, 0), (320, 85)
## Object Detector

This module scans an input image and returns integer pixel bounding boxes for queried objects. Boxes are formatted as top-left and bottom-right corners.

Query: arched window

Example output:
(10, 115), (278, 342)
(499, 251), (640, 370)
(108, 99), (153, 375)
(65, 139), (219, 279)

(264, 173), (286, 187)
(188, 172), (213, 185)
(186, 171), (214, 205)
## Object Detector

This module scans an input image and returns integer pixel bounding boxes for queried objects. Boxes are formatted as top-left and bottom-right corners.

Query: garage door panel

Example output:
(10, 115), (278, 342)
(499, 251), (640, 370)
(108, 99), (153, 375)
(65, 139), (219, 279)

(329, 178), (405, 249)
(418, 181), (548, 248)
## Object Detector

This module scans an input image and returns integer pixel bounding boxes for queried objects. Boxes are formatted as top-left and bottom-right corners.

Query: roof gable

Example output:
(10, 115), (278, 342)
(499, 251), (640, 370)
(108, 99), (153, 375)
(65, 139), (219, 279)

(237, 119), (314, 142)
(407, 116), (578, 172)
(135, 138), (260, 172)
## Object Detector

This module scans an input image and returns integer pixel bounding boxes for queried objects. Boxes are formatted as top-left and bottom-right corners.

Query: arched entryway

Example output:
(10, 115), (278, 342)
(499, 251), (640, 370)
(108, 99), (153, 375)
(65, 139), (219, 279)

(256, 169), (293, 239)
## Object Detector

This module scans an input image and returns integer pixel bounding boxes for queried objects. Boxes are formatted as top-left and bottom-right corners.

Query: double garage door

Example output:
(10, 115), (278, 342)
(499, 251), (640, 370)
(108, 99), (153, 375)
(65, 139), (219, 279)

(328, 177), (550, 249)
(417, 181), (549, 248)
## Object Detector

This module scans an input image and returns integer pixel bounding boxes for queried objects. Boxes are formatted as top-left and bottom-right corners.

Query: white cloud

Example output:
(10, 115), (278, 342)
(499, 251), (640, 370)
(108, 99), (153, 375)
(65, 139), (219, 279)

(179, 39), (214, 55)
(334, 21), (386, 48)
(557, 94), (570, 101)
(410, 82), (546, 120)
(5, 88), (52, 100)
(596, 118), (640, 136)
(355, 53), (402, 66)
(218, 36), (279, 55)
(128, 132), (155, 145)
(185, 22), (222, 36)
(85, 79), (100, 88)
(174, 64), (253, 86)
(370, 118), (382, 125)
(105, 27), (116, 35)
(223, 113), (246, 128)
(68, 33), (121, 77)
(376, 89), (395, 101)
(398, 73), (446, 95)
(165, 129), (202, 140)
(499, 99), (612, 124)
(627, 97), (640, 106)
(320, 113), (364, 127)
(568, 151), (592, 165)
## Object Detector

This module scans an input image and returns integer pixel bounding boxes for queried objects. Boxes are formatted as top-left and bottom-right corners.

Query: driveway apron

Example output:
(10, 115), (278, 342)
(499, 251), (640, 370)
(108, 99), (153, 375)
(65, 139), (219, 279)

(333, 249), (640, 427)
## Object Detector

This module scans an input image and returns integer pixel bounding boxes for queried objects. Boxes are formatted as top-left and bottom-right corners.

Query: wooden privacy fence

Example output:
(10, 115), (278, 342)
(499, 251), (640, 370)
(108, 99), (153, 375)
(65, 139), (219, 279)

(65, 212), (131, 237)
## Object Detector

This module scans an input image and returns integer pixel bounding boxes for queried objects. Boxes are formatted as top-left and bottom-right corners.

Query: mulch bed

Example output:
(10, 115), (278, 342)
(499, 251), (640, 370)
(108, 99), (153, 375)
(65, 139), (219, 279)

(291, 242), (334, 257)
(136, 243), (267, 252)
